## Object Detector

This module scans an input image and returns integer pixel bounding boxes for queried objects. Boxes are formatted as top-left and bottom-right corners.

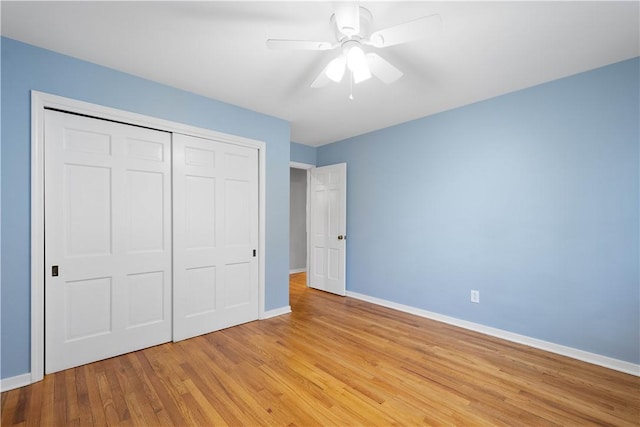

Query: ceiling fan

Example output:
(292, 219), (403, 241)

(266, 3), (441, 90)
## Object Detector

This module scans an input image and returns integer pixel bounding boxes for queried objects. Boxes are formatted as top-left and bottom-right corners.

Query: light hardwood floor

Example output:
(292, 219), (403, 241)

(2, 272), (639, 426)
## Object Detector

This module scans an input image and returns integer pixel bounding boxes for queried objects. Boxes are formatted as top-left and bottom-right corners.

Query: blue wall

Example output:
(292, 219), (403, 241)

(290, 141), (316, 165)
(1, 37), (291, 379)
(318, 58), (640, 364)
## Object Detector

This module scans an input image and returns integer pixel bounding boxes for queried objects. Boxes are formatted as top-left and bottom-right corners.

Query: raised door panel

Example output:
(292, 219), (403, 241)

(185, 175), (217, 249)
(64, 164), (112, 257)
(126, 170), (165, 252)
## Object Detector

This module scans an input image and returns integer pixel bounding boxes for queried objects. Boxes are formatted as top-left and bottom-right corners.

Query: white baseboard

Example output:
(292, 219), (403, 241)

(0, 373), (32, 392)
(346, 291), (640, 377)
(261, 305), (292, 320)
(289, 268), (306, 274)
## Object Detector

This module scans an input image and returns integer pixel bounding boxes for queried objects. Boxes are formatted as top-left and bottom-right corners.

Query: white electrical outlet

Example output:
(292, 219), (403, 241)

(470, 290), (480, 303)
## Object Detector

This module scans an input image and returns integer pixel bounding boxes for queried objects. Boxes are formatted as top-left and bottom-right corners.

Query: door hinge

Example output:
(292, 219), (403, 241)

(52, 265), (59, 277)
(253, 249), (256, 257)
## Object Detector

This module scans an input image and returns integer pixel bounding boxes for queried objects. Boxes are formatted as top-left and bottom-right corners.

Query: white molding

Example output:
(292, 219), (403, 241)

(0, 373), (32, 392)
(289, 268), (306, 274)
(31, 92), (46, 383)
(306, 170), (311, 287)
(260, 306), (292, 319)
(31, 90), (267, 384)
(258, 135), (267, 321)
(289, 161), (313, 287)
(289, 161), (314, 170)
(347, 291), (640, 377)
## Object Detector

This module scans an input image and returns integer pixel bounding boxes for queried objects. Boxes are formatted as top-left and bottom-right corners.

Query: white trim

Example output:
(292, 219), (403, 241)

(306, 169), (311, 287)
(0, 373), (32, 392)
(289, 161), (314, 170)
(261, 306), (292, 319)
(289, 268), (306, 274)
(258, 136), (267, 320)
(31, 91), (267, 384)
(290, 162), (313, 287)
(31, 93), (46, 383)
(347, 291), (640, 377)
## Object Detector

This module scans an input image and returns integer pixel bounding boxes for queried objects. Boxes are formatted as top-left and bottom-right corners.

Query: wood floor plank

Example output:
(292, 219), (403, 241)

(1, 385), (19, 426)
(53, 371), (68, 426)
(73, 364), (96, 426)
(2, 272), (639, 426)
(95, 368), (126, 426)
(38, 372), (56, 426)
(63, 368), (79, 424)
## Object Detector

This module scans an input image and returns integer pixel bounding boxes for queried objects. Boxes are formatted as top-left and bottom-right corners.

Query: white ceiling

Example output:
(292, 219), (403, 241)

(2, 1), (638, 146)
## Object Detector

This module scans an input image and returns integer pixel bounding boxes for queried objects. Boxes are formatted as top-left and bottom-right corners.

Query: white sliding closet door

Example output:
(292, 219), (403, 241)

(44, 110), (172, 374)
(173, 133), (259, 341)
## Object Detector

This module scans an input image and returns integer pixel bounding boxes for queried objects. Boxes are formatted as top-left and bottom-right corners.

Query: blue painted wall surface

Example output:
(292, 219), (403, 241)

(318, 58), (640, 364)
(0, 38), (291, 379)
(290, 141), (316, 165)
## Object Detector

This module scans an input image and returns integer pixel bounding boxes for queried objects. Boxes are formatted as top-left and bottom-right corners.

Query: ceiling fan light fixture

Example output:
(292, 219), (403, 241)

(346, 44), (371, 83)
(325, 56), (347, 82)
(352, 65), (371, 84)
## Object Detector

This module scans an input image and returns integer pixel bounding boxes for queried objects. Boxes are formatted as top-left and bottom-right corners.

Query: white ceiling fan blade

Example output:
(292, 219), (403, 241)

(367, 14), (442, 48)
(310, 70), (331, 88)
(266, 39), (336, 51)
(334, 3), (360, 37)
(366, 53), (403, 84)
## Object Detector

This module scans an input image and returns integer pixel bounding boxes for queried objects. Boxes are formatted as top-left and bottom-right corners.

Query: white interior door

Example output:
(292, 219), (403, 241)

(173, 133), (259, 341)
(309, 163), (347, 295)
(44, 110), (172, 374)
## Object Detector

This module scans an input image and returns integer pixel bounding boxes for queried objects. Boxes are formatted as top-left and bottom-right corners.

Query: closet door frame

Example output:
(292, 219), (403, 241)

(30, 90), (267, 384)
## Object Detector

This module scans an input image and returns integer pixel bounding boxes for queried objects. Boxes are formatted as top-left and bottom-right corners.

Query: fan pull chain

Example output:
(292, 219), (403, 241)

(349, 71), (354, 100)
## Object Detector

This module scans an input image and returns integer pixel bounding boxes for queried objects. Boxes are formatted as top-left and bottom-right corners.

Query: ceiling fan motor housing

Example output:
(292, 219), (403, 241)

(331, 7), (373, 42)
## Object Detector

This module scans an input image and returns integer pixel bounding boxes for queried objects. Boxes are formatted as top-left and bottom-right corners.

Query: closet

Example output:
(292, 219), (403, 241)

(43, 109), (259, 373)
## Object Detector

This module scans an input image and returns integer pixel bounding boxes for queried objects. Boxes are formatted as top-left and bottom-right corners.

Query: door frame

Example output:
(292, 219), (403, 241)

(31, 91), (267, 383)
(289, 161), (314, 286)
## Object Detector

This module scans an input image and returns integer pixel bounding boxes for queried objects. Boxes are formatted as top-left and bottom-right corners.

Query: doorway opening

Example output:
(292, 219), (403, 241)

(289, 167), (309, 274)
(289, 162), (313, 305)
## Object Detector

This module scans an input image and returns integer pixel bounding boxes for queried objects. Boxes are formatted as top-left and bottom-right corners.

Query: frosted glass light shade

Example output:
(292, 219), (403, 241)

(325, 56), (346, 82)
(346, 45), (371, 83)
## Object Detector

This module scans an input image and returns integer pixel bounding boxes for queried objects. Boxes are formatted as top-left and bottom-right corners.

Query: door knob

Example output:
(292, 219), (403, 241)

(337, 235), (346, 240)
